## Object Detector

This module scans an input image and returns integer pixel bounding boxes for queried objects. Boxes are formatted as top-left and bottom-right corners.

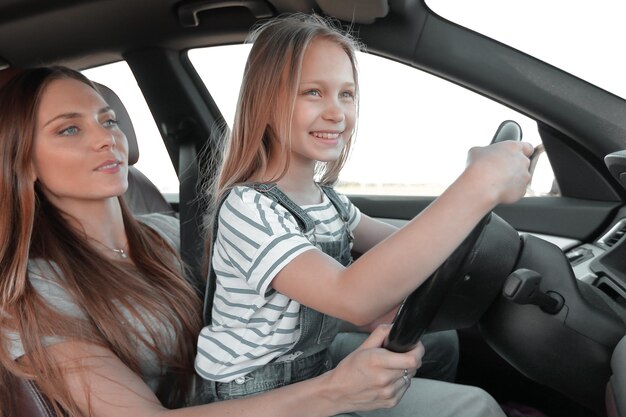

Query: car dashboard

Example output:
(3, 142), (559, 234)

(567, 214), (626, 307)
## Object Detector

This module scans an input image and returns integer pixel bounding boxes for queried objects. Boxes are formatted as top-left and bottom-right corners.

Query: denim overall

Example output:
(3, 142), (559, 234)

(200, 183), (354, 402)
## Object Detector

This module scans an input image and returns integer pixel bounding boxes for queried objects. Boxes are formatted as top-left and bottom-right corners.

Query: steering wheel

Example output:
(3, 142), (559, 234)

(384, 120), (523, 353)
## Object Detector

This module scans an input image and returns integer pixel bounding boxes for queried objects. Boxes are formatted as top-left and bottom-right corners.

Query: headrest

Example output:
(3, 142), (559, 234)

(94, 82), (139, 165)
(0, 67), (21, 89)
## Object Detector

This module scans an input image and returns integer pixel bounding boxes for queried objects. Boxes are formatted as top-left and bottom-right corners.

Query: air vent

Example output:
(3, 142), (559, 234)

(598, 218), (626, 248)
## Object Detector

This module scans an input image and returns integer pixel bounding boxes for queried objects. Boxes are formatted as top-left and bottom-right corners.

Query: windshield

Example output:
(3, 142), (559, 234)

(426, 0), (626, 99)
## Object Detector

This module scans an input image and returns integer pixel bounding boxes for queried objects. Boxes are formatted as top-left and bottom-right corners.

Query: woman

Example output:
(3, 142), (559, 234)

(0, 66), (424, 417)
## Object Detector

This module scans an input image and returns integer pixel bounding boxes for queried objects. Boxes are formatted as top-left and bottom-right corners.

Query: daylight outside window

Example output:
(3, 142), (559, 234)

(81, 0), (626, 199)
(188, 46), (554, 197)
(426, 0), (626, 100)
(83, 63), (180, 196)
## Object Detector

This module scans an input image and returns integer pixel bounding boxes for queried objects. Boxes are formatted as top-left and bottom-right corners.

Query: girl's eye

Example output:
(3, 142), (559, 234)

(341, 91), (356, 100)
(59, 126), (79, 136)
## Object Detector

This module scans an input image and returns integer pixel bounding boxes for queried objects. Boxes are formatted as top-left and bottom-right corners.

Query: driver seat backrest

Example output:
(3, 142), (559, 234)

(607, 335), (626, 417)
(10, 373), (59, 417)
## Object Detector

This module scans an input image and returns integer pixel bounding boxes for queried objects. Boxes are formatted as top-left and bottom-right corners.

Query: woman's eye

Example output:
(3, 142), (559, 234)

(103, 118), (119, 128)
(303, 89), (321, 97)
(59, 126), (79, 136)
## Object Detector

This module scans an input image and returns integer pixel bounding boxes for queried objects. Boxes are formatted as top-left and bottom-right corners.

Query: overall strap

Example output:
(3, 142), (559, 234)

(320, 185), (354, 245)
(203, 184), (317, 325)
(319, 185), (350, 222)
(253, 183), (316, 234)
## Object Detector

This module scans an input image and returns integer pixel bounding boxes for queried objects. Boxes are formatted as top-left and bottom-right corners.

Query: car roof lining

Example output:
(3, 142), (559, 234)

(0, 0), (393, 69)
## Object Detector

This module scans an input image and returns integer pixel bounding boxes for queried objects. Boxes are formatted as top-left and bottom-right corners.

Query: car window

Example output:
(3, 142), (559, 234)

(426, 0), (626, 100)
(82, 62), (179, 195)
(189, 45), (556, 197)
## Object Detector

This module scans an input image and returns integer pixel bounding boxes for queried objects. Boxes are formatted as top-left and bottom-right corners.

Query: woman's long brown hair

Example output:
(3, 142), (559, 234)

(0, 67), (202, 416)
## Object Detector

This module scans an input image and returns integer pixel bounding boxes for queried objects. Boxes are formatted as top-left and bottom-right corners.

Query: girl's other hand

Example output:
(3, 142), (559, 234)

(465, 140), (534, 205)
(322, 325), (423, 413)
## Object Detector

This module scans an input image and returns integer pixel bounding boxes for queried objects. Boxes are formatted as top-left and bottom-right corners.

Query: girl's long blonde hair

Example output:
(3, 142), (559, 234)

(0, 67), (202, 416)
(209, 13), (361, 208)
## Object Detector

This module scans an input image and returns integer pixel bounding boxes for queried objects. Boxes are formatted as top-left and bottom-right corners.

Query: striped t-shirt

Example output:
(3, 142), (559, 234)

(195, 185), (361, 382)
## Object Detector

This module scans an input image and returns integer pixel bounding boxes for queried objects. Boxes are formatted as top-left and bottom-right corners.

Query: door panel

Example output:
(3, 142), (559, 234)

(349, 195), (621, 242)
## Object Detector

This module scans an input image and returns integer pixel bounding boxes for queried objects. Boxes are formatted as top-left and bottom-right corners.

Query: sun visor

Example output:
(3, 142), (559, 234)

(316, 0), (389, 23)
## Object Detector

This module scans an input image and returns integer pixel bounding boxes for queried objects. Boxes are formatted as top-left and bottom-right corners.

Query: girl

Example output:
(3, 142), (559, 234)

(0, 66), (425, 416)
(197, 14), (532, 416)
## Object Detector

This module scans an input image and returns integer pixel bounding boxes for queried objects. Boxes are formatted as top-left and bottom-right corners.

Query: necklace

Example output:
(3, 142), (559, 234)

(90, 237), (129, 259)
(110, 247), (128, 259)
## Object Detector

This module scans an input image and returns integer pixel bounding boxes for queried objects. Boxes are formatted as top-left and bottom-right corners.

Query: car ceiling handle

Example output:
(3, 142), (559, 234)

(177, 0), (274, 28)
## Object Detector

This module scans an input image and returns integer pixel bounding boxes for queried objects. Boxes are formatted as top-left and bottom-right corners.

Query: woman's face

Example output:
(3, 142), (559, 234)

(288, 38), (356, 169)
(32, 77), (128, 212)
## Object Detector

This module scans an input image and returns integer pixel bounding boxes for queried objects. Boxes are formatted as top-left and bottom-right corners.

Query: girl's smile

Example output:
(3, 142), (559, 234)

(288, 38), (356, 169)
(310, 130), (344, 144)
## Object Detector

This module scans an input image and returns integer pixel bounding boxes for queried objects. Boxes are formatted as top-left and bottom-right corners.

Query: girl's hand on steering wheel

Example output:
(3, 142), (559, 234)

(465, 140), (534, 206)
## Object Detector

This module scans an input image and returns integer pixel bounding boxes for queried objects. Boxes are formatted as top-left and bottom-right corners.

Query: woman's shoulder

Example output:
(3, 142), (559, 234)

(137, 212), (179, 229)
(27, 259), (85, 317)
(27, 258), (62, 281)
(136, 213), (180, 249)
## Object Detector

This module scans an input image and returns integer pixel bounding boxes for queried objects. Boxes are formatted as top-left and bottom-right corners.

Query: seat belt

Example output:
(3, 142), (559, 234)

(179, 135), (205, 298)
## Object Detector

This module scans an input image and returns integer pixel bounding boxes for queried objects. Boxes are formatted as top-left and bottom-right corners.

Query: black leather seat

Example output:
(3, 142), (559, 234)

(10, 375), (58, 417)
(607, 335), (626, 417)
(7, 82), (176, 417)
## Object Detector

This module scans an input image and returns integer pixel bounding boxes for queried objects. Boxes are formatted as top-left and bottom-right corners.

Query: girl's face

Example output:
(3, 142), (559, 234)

(32, 77), (128, 212)
(288, 38), (356, 169)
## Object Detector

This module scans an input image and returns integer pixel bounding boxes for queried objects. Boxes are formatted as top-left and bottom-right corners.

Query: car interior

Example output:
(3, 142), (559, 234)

(1, 1), (626, 417)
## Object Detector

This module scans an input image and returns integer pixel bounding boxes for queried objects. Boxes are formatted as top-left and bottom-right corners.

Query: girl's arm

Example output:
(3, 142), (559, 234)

(42, 326), (420, 417)
(272, 141), (533, 326)
(348, 214), (400, 332)
(351, 213), (398, 255)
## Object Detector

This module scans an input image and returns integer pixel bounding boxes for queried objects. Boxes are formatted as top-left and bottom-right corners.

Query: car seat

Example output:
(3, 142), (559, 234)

(607, 334), (626, 417)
